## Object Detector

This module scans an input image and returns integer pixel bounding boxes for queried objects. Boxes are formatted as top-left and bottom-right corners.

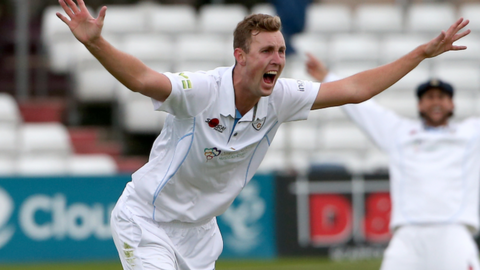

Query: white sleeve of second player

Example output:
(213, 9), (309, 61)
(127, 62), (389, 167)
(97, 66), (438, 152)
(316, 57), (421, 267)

(342, 101), (403, 152)
(323, 72), (403, 152)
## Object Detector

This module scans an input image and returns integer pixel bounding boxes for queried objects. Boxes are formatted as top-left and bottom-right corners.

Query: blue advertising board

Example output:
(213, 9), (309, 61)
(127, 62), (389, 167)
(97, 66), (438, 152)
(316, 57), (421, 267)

(0, 173), (276, 262)
(0, 175), (131, 262)
(217, 173), (276, 259)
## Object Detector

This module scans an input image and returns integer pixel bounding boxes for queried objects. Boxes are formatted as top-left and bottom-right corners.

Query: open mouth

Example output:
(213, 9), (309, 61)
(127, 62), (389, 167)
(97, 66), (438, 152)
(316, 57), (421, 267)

(263, 71), (277, 84)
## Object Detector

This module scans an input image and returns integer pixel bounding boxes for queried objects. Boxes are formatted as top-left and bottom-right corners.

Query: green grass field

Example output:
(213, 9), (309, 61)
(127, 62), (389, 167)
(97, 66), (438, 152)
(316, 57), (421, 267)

(0, 258), (382, 270)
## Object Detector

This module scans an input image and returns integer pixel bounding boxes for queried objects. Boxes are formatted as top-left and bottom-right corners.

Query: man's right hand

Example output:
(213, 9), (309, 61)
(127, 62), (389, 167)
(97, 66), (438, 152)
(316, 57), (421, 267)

(56, 0), (107, 46)
(421, 17), (470, 59)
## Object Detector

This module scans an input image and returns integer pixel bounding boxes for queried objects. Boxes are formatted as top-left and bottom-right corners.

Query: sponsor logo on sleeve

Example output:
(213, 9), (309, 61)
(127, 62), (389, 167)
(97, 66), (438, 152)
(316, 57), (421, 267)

(297, 80), (305, 91)
(178, 72), (193, 90)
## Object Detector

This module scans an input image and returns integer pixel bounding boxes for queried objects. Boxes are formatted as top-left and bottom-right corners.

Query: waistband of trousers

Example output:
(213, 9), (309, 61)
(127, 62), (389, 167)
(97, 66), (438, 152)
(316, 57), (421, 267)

(141, 216), (215, 229)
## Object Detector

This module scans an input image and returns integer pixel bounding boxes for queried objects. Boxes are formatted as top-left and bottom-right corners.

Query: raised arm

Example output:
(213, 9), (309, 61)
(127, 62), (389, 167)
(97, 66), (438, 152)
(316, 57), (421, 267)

(305, 52), (329, 82)
(56, 0), (172, 102)
(311, 18), (470, 110)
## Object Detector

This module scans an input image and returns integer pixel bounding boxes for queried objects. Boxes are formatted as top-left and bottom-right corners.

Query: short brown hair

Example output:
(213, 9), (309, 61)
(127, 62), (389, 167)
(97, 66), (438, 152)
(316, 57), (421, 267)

(233, 14), (282, 53)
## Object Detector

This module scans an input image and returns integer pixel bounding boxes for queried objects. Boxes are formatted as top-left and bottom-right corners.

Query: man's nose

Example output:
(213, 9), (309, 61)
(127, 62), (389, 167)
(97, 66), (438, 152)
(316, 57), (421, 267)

(271, 52), (283, 64)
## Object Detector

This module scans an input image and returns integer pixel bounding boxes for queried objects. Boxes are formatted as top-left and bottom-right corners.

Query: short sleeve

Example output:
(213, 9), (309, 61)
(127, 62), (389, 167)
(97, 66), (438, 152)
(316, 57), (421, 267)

(151, 71), (217, 118)
(272, 79), (320, 123)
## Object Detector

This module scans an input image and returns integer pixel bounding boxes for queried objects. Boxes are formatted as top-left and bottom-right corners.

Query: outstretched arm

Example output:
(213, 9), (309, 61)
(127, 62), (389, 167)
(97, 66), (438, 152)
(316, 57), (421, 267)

(56, 0), (172, 102)
(306, 53), (404, 152)
(311, 18), (470, 110)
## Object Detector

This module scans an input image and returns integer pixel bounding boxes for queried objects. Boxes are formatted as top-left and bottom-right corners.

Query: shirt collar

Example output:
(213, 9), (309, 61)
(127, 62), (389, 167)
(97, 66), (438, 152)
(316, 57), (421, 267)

(240, 96), (268, 122)
(422, 120), (451, 132)
(218, 65), (236, 118)
(218, 65), (269, 122)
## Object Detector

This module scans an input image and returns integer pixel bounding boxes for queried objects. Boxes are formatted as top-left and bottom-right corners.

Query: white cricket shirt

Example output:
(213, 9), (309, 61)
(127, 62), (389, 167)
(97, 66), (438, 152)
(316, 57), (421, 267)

(121, 65), (320, 224)
(343, 100), (480, 232)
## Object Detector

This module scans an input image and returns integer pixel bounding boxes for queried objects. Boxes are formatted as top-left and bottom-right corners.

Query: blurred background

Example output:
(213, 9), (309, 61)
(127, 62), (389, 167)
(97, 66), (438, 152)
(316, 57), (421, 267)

(0, 0), (479, 268)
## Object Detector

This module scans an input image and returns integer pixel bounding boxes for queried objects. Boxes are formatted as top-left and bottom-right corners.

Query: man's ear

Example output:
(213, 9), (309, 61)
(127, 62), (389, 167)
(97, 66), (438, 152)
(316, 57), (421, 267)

(417, 100), (424, 114)
(234, 48), (246, 66)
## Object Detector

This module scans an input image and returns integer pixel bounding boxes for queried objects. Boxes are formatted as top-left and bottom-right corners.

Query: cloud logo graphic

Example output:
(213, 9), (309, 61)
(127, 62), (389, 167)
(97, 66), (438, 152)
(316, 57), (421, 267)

(0, 187), (14, 249)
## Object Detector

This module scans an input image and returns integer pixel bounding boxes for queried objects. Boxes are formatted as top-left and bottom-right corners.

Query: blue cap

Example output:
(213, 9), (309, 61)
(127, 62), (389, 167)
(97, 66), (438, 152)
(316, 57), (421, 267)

(416, 78), (454, 99)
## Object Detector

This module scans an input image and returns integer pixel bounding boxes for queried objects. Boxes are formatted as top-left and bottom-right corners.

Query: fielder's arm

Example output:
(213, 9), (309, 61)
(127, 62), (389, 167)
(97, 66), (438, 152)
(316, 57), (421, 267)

(311, 18), (470, 110)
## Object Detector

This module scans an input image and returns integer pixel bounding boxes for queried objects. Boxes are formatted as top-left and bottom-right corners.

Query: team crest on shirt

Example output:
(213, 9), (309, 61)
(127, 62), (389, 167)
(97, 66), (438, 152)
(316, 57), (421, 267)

(252, 117), (266, 131)
(204, 147), (221, 161)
